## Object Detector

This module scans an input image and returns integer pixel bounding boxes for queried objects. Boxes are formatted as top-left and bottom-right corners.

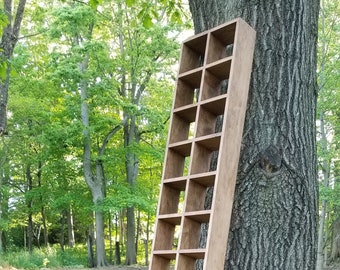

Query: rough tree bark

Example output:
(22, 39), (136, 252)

(189, 1), (319, 269)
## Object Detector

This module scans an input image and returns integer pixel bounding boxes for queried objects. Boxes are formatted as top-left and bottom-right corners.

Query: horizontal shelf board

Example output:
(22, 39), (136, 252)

(158, 213), (182, 225)
(200, 94), (227, 115)
(152, 250), (177, 260)
(178, 68), (203, 87)
(179, 248), (206, 259)
(195, 133), (221, 151)
(173, 104), (197, 122)
(168, 140), (192, 156)
(189, 171), (216, 187)
(206, 57), (232, 80)
(184, 210), (211, 223)
(163, 177), (187, 190)
(183, 31), (207, 49)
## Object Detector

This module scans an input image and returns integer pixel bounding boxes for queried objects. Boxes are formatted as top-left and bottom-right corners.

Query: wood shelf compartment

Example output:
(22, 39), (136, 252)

(150, 254), (174, 270)
(164, 148), (191, 179)
(158, 184), (185, 215)
(196, 101), (225, 138)
(153, 220), (181, 251)
(201, 59), (231, 101)
(169, 106), (197, 144)
(206, 22), (236, 64)
(179, 217), (208, 250)
(179, 33), (207, 74)
(177, 254), (204, 270)
(174, 70), (202, 108)
(190, 141), (219, 175)
(186, 178), (214, 212)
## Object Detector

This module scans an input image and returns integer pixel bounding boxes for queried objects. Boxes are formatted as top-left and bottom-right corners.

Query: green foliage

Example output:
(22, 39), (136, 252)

(1, 0), (190, 264)
(0, 8), (9, 35)
(0, 246), (87, 269)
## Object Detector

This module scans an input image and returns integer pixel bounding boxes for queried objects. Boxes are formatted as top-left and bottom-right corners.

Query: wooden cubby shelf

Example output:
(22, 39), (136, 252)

(150, 18), (255, 270)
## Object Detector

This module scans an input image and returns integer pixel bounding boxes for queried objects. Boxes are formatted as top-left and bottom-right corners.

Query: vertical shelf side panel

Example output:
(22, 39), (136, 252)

(204, 19), (256, 270)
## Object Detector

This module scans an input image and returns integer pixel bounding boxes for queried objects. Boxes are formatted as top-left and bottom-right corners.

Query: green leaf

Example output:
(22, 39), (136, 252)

(0, 61), (7, 81)
(89, 0), (102, 9)
(126, 0), (136, 7)
(143, 13), (153, 28)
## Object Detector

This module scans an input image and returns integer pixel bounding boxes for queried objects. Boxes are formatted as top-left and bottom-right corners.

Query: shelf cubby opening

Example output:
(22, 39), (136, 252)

(201, 61), (231, 101)
(159, 184), (183, 215)
(180, 218), (204, 250)
(149, 254), (173, 270)
(177, 254), (205, 270)
(206, 22), (236, 64)
(190, 172), (216, 187)
(185, 181), (209, 212)
(169, 112), (196, 144)
(179, 34), (207, 73)
(153, 220), (180, 251)
(190, 143), (216, 175)
(196, 106), (224, 138)
(164, 149), (191, 179)
(174, 73), (202, 108)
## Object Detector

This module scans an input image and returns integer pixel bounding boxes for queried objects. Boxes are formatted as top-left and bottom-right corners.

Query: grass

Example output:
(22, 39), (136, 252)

(0, 245), (88, 269)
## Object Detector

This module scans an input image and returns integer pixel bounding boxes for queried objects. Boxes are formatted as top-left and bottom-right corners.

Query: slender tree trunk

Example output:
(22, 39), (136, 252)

(317, 2), (331, 268)
(145, 212), (150, 266)
(26, 164), (33, 253)
(109, 213), (113, 264)
(331, 161), (340, 261)
(135, 209), (141, 254)
(0, 146), (9, 252)
(87, 223), (95, 268)
(115, 213), (121, 265)
(0, 0), (27, 134)
(331, 217), (340, 262)
(79, 50), (108, 266)
(60, 211), (65, 252)
(67, 206), (75, 248)
(124, 115), (139, 265)
(317, 110), (329, 270)
(189, 1), (319, 269)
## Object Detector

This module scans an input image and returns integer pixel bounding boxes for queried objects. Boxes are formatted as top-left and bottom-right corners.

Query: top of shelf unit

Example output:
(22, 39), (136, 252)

(179, 19), (239, 74)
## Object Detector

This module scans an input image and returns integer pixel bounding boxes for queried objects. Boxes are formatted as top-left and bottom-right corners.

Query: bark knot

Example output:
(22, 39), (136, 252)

(259, 145), (282, 177)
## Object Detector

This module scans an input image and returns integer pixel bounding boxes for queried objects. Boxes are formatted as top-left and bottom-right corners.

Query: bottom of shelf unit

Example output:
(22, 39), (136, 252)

(179, 248), (206, 259)
(152, 250), (177, 260)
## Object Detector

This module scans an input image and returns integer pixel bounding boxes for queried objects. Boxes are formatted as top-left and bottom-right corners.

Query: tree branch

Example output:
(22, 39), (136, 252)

(98, 119), (127, 156)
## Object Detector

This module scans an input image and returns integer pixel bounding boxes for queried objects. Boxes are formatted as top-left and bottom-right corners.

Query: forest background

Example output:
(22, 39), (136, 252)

(0, 0), (339, 269)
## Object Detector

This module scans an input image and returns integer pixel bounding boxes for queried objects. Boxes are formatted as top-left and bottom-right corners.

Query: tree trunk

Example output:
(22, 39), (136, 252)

(0, 0), (27, 135)
(87, 223), (95, 268)
(124, 116), (139, 265)
(67, 206), (75, 248)
(189, 1), (319, 269)
(0, 155), (9, 253)
(79, 51), (108, 266)
(60, 211), (65, 252)
(26, 164), (33, 253)
(331, 217), (340, 262)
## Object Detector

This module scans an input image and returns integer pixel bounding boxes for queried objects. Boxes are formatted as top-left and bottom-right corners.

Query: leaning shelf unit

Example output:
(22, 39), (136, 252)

(150, 18), (256, 270)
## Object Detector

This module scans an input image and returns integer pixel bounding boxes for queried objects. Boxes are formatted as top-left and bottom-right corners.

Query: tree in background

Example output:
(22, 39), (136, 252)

(0, 0), (27, 253)
(189, 1), (319, 269)
(0, 0), (26, 135)
(316, 0), (340, 268)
